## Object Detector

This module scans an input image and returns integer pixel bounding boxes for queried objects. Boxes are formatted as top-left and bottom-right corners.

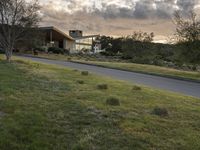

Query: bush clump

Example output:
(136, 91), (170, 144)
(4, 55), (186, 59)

(48, 47), (64, 54)
(81, 71), (89, 76)
(67, 57), (72, 61)
(77, 80), (84, 84)
(34, 46), (47, 52)
(0, 48), (5, 54)
(97, 84), (108, 90)
(152, 107), (169, 117)
(132, 85), (142, 91)
(106, 97), (120, 106)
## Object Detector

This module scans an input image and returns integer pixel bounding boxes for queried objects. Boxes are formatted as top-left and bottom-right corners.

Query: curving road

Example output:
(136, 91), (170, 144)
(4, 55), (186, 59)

(19, 56), (200, 98)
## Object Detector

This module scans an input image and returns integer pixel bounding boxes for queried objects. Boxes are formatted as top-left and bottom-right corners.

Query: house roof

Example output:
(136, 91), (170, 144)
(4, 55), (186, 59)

(75, 34), (100, 40)
(39, 26), (75, 41)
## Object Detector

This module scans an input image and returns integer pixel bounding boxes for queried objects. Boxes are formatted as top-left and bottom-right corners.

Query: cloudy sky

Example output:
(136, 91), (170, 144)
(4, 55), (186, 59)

(38, 0), (200, 42)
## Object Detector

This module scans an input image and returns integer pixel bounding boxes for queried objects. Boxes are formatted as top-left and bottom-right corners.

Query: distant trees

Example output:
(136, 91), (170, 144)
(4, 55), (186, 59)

(173, 11), (200, 63)
(126, 31), (154, 42)
(0, 0), (40, 62)
(98, 32), (176, 65)
(97, 36), (123, 55)
(173, 11), (200, 42)
(98, 31), (154, 56)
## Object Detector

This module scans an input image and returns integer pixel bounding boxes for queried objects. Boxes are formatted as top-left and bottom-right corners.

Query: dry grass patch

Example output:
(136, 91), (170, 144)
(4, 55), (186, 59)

(81, 71), (89, 76)
(152, 107), (169, 117)
(77, 80), (85, 84)
(106, 97), (120, 106)
(132, 85), (142, 91)
(97, 84), (108, 90)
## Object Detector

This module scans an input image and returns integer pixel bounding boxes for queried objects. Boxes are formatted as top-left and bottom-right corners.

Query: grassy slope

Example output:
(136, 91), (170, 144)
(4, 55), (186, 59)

(31, 54), (200, 81)
(0, 55), (200, 150)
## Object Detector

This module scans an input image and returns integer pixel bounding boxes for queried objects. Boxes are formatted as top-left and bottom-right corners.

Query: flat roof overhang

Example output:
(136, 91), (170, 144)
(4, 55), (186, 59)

(75, 35), (100, 40)
(40, 26), (75, 41)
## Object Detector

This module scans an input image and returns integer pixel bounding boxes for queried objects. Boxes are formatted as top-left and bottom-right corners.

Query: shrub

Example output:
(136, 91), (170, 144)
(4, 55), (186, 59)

(106, 97), (120, 106)
(77, 80), (84, 84)
(33, 50), (38, 56)
(81, 71), (89, 76)
(48, 47), (64, 54)
(131, 57), (152, 64)
(67, 57), (72, 61)
(100, 51), (115, 56)
(0, 48), (5, 54)
(132, 85), (142, 91)
(34, 46), (47, 52)
(191, 65), (197, 71)
(97, 84), (108, 90)
(64, 49), (70, 55)
(152, 107), (169, 117)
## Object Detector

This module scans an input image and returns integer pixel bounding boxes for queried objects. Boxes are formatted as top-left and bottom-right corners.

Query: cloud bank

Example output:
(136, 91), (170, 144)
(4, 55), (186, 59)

(39, 0), (200, 40)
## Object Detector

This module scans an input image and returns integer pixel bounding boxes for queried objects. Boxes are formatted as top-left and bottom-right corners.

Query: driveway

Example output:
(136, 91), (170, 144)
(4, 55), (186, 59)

(19, 56), (200, 98)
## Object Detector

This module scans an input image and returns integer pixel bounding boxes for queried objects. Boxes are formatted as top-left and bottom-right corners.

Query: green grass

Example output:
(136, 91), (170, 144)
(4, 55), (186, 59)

(0, 55), (200, 149)
(30, 54), (200, 81)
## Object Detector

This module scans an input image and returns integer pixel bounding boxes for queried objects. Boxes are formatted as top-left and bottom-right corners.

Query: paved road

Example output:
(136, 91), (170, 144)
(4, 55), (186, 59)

(19, 56), (200, 98)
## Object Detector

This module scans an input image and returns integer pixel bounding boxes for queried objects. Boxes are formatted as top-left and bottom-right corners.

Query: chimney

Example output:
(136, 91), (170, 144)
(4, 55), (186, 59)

(69, 30), (83, 38)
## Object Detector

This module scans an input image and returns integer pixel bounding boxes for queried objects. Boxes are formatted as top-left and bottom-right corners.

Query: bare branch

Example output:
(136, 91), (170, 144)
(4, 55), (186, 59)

(0, 0), (41, 61)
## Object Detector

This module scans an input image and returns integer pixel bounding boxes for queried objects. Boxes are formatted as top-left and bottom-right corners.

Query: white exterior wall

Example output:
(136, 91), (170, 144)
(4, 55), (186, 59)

(63, 38), (75, 51)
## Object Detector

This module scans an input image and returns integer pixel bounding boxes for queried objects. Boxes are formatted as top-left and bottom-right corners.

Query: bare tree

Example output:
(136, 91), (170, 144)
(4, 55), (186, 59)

(0, 0), (40, 62)
(173, 11), (200, 42)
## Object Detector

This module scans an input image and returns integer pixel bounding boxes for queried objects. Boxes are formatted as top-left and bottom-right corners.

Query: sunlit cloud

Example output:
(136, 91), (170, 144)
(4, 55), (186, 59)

(35, 0), (200, 40)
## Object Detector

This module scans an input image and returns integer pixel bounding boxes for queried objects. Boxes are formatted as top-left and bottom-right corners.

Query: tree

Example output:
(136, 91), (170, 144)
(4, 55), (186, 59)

(0, 0), (40, 62)
(121, 31), (154, 58)
(173, 11), (200, 42)
(126, 31), (154, 42)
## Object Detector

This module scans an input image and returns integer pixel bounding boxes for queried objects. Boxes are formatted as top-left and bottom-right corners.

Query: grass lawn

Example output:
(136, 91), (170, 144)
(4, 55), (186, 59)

(29, 53), (200, 81)
(0, 55), (200, 149)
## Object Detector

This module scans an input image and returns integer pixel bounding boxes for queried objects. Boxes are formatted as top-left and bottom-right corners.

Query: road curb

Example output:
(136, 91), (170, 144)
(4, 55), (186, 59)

(16, 54), (200, 84)
(69, 61), (200, 83)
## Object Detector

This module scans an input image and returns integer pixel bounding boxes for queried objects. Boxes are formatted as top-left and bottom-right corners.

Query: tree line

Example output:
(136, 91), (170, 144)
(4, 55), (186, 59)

(98, 11), (200, 65)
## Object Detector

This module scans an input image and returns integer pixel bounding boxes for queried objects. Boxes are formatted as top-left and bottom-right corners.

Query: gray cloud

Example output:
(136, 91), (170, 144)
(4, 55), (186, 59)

(133, 0), (198, 19)
(177, 0), (198, 15)
(39, 0), (200, 41)
(41, 0), (199, 20)
(88, 0), (198, 19)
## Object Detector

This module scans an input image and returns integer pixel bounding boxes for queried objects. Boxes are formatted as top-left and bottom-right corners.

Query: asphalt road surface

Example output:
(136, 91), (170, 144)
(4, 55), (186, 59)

(19, 56), (200, 98)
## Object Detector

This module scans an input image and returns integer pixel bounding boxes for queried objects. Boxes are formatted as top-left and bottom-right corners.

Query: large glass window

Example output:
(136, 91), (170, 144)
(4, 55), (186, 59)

(75, 44), (91, 51)
(76, 38), (93, 45)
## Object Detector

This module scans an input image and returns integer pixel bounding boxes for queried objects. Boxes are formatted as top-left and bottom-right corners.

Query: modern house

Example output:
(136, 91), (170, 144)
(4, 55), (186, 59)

(40, 26), (102, 53)
(40, 26), (75, 51)
(69, 30), (101, 53)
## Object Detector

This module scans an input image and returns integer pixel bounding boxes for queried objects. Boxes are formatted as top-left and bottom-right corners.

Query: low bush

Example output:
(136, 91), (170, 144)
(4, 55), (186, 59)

(64, 49), (70, 55)
(152, 107), (169, 117)
(67, 57), (72, 61)
(0, 48), (5, 54)
(81, 71), (89, 76)
(130, 56), (151, 64)
(100, 51), (116, 56)
(33, 50), (38, 56)
(97, 84), (108, 90)
(34, 46), (47, 52)
(106, 97), (120, 106)
(48, 47), (64, 54)
(132, 86), (142, 91)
